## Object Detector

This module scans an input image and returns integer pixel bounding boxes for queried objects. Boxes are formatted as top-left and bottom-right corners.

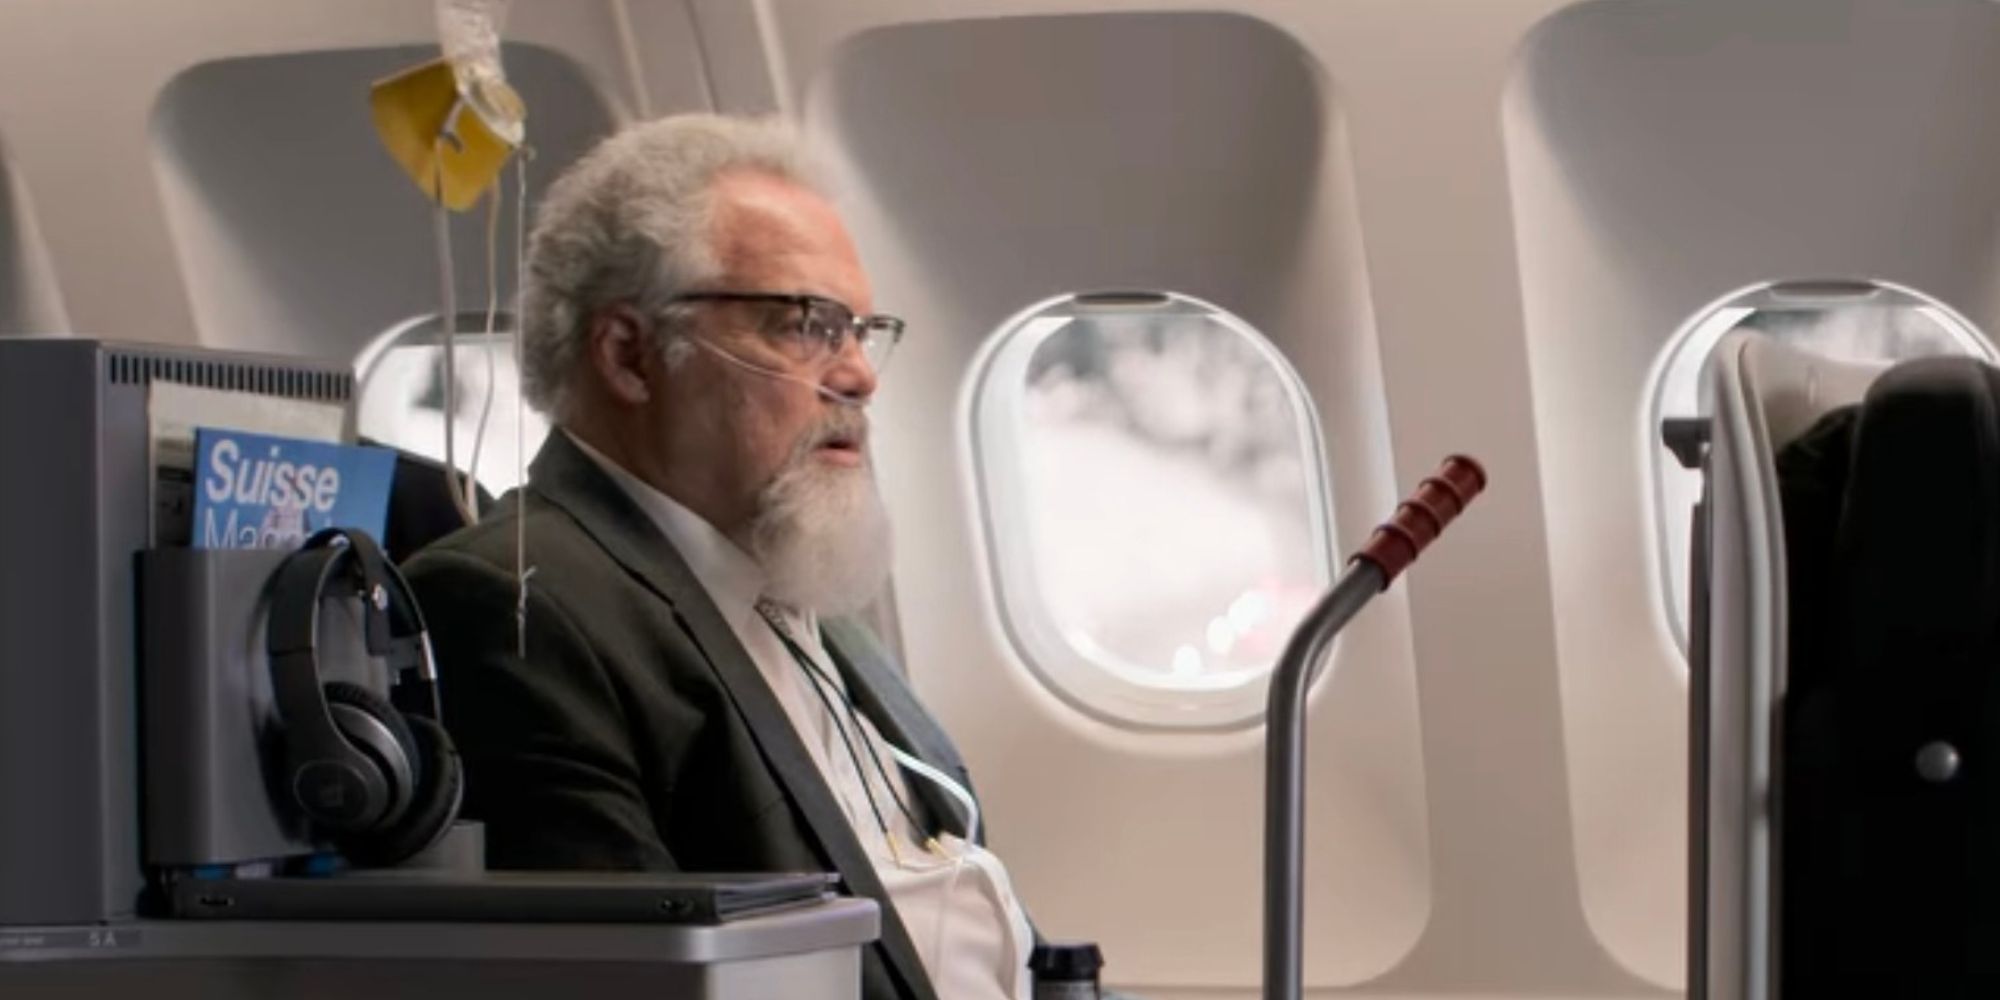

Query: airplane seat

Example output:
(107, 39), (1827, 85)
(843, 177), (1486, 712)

(1689, 331), (1877, 999)
(1776, 354), (2000, 993)
(1692, 330), (2000, 996)
(368, 442), (495, 564)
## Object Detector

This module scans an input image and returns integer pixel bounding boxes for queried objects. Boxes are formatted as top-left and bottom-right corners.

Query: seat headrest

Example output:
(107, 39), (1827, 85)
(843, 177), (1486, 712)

(358, 439), (495, 563)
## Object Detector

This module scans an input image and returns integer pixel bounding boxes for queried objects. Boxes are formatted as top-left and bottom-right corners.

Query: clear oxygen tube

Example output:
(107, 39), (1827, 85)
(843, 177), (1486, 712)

(430, 141), (501, 530)
(436, 0), (524, 146)
(462, 176), (502, 515)
(430, 147), (476, 528)
(429, 135), (536, 654)
(687, 336), (867, 407)
(513, 148), (535, 659)
(887, 742), (983, 977)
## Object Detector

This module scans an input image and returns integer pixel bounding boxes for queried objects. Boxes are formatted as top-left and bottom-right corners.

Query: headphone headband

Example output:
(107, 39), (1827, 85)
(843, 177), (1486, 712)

(299, 528), (440, 720)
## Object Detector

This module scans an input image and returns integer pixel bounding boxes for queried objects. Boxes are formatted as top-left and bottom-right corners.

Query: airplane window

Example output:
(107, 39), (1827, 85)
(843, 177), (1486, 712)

(1648, 280), (1997, 654)
(354, 312), (549, 496)
(969, 291), (1333, 730)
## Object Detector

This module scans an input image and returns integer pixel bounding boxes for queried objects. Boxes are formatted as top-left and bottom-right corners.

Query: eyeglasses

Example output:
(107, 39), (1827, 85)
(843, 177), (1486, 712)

(666, 291), (905, 375)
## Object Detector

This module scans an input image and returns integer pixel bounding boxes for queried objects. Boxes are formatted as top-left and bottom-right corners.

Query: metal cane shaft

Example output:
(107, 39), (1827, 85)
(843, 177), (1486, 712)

(1263, 455), (1487, 1000)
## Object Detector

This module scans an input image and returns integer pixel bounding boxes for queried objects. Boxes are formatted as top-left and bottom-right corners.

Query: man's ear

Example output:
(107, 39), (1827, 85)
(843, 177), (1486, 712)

(586, 305), (655, 406)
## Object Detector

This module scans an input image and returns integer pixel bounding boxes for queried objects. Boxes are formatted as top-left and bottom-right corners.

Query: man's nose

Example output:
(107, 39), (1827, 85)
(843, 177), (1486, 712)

(821, 337), (879, 404)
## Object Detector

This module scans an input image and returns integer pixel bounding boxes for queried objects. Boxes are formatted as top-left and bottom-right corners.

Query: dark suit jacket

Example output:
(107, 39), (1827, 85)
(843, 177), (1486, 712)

(403, 430), (984, 1000)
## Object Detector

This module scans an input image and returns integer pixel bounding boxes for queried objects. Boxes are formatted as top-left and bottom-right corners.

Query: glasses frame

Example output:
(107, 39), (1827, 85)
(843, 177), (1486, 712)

(665, 291), (905, 371)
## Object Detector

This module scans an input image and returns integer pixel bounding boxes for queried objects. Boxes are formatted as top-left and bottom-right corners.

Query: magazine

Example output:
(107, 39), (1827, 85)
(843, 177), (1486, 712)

(148, 381), (345, 547)
(190, 428), (396, 550)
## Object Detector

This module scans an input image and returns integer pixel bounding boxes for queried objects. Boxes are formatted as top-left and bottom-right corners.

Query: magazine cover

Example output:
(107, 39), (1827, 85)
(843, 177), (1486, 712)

(148, 380), (345, 547)
(191, 427), (397, 549)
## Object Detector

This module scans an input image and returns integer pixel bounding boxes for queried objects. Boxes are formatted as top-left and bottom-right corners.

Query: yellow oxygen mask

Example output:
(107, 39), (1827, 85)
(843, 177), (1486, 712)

(370, 0), (525, 208)
(370, 58), (524, 210)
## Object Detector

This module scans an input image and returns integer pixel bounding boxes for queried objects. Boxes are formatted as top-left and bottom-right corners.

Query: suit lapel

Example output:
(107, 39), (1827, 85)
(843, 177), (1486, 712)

(821, 619), (975, 841)
(526, 433), (940, 1000)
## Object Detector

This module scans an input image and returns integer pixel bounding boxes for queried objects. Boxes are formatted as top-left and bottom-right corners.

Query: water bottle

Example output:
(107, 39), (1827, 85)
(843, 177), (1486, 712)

(1030, 941), (1103, 1000)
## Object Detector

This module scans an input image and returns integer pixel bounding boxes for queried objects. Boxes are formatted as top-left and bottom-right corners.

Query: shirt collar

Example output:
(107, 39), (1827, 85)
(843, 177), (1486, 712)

(563, 429), (772, 635)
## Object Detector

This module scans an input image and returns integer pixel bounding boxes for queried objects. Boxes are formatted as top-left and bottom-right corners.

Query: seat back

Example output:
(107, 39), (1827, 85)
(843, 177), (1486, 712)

(1778, 354), (2000, 993)
(363, 441), (494, 563)
(1689, 331), (1884, 1000)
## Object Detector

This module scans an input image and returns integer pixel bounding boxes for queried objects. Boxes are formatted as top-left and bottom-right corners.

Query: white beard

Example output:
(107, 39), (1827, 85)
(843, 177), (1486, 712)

(743, 448), (893, 616)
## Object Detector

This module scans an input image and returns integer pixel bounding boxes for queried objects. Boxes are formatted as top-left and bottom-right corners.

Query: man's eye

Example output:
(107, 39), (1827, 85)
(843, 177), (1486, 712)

(804, 314), (845, 344)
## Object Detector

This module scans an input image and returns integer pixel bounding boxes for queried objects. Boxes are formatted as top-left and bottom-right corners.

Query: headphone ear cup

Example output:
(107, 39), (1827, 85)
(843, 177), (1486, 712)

(342, 715), (464, 868)
(319, 681), (419, 832)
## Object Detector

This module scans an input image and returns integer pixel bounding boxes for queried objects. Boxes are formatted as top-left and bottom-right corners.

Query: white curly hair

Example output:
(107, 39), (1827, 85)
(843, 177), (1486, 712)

(519, 113), (819, 420)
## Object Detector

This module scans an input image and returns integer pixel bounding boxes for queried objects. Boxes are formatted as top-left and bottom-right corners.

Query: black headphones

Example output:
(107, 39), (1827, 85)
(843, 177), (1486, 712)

(265, 527), (463, 867)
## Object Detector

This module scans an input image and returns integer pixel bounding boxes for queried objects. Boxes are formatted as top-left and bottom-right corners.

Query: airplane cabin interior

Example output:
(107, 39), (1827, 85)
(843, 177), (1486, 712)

(4, 1), (2000, 998)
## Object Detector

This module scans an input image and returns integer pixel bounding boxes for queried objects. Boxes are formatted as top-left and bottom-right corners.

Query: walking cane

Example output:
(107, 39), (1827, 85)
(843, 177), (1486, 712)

(1264, 455), (1487, 1000)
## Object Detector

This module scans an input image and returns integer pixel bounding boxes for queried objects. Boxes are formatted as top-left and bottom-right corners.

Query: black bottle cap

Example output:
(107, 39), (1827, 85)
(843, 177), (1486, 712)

(1029, 941), (1104, 982)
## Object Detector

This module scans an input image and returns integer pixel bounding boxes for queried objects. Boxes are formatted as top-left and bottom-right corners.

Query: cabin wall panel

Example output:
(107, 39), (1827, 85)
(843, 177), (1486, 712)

(803, 12), (1427, 990)
(783, 2), (1644, 995)
(1506, 0), (2000, 986)
(0, 139), (67, 335)
(149, 44), (616, 364)
(769, 0), (1677, 996)
(0, 0), (708, 348)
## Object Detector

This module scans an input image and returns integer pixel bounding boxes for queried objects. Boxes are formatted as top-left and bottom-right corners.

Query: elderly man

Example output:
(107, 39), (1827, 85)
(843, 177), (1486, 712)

(404, 115), (1034, 1000)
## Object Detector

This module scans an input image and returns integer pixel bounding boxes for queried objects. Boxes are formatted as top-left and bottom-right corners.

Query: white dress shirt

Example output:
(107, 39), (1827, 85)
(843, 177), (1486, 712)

(569, 432), (1033, 1000)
